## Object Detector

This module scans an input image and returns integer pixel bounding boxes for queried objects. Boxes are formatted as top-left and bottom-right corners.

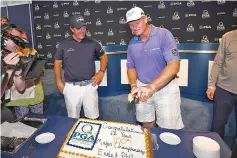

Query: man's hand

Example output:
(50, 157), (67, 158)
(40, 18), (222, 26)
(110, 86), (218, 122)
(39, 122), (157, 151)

(3, 52), (20, 65)
(57, 81), (65, 93)
(132, 84), (156, 103)
(92, 71), (104, 86)
(206, 88), (215, 100)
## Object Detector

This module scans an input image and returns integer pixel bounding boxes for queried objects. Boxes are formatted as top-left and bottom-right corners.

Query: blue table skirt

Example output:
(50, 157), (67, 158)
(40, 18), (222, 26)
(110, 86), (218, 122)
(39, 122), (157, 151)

(1, 115), (231, 158)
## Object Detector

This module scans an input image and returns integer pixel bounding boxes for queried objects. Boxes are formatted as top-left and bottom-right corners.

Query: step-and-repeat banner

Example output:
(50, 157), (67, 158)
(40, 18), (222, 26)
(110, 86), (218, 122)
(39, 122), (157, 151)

(32, 0), (237, 68)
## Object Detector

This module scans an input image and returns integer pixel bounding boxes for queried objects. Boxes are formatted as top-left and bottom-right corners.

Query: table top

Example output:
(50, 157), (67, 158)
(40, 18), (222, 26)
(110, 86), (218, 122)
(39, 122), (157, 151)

(1, 115), (232, 158)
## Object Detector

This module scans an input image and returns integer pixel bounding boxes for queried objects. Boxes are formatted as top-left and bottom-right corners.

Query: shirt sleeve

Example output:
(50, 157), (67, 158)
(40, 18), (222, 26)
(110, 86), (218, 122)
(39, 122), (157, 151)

(94, 40), (105, 58)
(126, 46), (135, 69)
(162, 30), (180, 63)
(54, 43), (64, 60)
(208, 36), (225, 88)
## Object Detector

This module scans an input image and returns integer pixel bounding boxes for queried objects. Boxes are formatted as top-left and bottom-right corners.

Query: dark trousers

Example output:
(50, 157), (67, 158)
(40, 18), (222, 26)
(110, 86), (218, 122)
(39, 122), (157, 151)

(211, 86), (237, 139)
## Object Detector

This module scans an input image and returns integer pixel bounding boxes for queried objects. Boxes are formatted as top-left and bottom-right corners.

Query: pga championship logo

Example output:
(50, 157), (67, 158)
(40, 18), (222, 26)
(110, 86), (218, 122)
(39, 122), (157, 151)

(107, 29), (114, 36)
(202, 10), (210, 19)
(65, 31), (71, 38)
(96, 18), (102, 26)
(120, 39), (126, 45)
(53, 1), (58, 8)
(187, 24), (195, 32)
(187, 0), (195, 7)
(147, 14), (152, 22)
(54, 22), (60, 29)
(44, 13), (49, 20)
(158, 1), (166, 9)
(159, 25), (165, 28)
(172, 12), (180, 20)
(86, 30), (92, 37)
(119, 17), (126, 24)
(73, 0), (79, 6)
(46, 32), (51, 39)
(233, 8), (237, 17)
(37, 43), (43, 49)
(174, 37), (180, 44)
(217, 0), (225, 5)
(47, 52), (53, 59)
(34, 4), (39, 11)
(95, 0), (101, 4)
(36, 24), (41, 30)
(217, 22), (225, 31)
(63, 11), (69, 18)
(201, 35), (209, 43)
(107, 6), (113, 14)
(84, 8), (90, 16)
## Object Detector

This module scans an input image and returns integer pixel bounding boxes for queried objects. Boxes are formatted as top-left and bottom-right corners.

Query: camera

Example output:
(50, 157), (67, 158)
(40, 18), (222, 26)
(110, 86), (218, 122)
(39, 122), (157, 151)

(1, 25), (46, 80)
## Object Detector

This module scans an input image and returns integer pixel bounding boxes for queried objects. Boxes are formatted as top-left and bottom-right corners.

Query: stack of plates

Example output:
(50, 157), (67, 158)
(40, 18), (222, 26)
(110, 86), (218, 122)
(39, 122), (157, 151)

(193, 136), (220, 158)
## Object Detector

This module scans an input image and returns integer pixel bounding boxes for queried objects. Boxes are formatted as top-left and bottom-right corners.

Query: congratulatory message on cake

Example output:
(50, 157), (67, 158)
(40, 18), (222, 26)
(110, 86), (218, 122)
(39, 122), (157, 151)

(96, 122), (146, 158)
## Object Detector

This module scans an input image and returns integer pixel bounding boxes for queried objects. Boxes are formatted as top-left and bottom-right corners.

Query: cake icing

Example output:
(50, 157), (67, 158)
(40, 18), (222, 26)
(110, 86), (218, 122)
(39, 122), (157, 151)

(58, 119), (152, 158)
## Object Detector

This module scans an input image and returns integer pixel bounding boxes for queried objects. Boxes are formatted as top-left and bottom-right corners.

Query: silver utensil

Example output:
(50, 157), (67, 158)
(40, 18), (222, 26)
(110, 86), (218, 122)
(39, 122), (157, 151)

(22, 142), (38, 158)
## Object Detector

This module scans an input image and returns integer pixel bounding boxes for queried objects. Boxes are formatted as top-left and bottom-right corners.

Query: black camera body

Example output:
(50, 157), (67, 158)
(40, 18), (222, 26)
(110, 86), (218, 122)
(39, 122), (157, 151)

(1, 27), (46, 80)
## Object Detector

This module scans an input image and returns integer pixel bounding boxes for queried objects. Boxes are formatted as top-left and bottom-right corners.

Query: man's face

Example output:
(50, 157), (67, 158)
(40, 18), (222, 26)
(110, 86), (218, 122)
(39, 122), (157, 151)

(5, 29), (22, 52)
(128, 16), (147, 36)
(70, 26), (86, 40)
(1, 19), (8, 25)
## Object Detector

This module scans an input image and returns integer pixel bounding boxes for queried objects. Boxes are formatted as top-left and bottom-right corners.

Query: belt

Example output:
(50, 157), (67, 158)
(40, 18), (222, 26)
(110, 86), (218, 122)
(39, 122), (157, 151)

(67, 79), (93, 86)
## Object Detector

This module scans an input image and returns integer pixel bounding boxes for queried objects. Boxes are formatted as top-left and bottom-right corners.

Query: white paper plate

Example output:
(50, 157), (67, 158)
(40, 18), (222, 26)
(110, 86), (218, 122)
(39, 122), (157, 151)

(35, 132), (55, 144)
(159, 132), (181, 145)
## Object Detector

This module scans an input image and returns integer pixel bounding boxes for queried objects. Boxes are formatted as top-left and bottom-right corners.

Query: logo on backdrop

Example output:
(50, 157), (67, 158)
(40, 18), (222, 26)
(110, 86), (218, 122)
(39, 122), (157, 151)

(46, 33), (51, 39)
(73, 0), (79, 6)
(38, 43), (43, 49)
(187, 0), (195, 7)
(35, 4), (39, 11)
(187, 24), (195, 32)
(86, 30), (92, 37)
(119, 17), (126, 24)
(185, 13), (197, 18)
(217, 0), (225, 5)
(54, 22), (60, 29)
(217, 22), (225, 31)
(84, 8), (90, 16)
(120, 39), (126, 45)
(233, 8), (237, 17)
(202, 10), (210, 19)
(36, 24), (41, 30)
(147, 14), (152, 22)
(172, 12), (180, 20)
(65, 31), (71, 38)
(107, 6), (113, 14)
(108, 29), (114, 36)
(63, 11), (69, 18)
(175, 37), (180, 44)
(199, 25), (211, 29)
(95, 0), (101, 4)
(159, 25), (165, 28)
(53, 2), (58, 8)
(170, 2), (182, 6)
(44, 13), (49, 20)
(96, 18), (102, 26)
(201, 35), (209, 43)
(158, 1), (166, 9)
(47, 52), (53, 59)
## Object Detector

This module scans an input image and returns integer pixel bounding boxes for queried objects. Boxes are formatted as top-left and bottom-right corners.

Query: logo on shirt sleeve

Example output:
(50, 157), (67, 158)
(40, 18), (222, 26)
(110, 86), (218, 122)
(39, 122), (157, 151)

(171, 49), (179, 56)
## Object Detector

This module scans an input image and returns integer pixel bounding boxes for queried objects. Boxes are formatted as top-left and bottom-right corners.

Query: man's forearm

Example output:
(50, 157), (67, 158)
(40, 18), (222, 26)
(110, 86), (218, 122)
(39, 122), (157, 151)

(54, 61), (63, 84)
(127, 68), (137, 85)
(99, 54), (108, 71)
(1, 71), (13, 97)
(149, 60), (180, 91)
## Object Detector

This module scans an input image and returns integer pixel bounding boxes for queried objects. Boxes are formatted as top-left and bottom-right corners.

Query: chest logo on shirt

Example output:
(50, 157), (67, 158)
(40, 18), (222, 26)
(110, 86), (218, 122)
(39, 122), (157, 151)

(172, 49), (179, 56)
(67, 48), (75, 52)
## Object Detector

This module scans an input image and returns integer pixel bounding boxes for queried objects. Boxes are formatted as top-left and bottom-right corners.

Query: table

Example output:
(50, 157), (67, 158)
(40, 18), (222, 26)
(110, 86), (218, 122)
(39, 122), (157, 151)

(1, 115), (231, 158)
